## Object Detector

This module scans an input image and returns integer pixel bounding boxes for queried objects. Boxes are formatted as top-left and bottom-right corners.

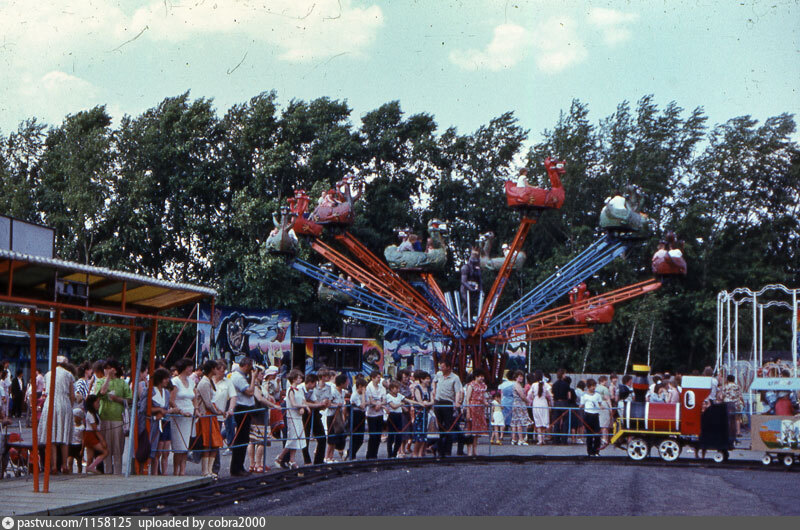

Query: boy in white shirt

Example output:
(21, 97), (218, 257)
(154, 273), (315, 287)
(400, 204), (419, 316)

(385, 381), (406, 458)
(579, 379), (604, 457)
(365, 371), (387, 459)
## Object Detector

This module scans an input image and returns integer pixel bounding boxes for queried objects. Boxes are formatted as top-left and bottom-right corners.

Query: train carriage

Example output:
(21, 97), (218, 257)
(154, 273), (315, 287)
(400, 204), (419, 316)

(749, 377), (800, 467)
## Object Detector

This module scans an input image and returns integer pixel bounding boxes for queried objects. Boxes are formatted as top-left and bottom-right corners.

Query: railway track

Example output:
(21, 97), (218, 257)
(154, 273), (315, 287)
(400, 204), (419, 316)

(76, 454), (799, 516)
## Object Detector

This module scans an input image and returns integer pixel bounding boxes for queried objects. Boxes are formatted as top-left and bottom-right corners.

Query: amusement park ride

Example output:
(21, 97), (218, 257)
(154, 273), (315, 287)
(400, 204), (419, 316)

(268, 159), (687, 383)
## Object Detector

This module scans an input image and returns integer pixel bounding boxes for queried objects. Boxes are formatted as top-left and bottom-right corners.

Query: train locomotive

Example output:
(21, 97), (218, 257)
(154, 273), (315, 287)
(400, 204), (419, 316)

(611, 365), (736, 462)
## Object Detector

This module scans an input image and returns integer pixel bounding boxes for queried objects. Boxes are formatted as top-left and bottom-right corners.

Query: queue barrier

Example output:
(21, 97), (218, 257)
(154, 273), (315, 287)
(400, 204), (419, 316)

(1, 401), (762, 477)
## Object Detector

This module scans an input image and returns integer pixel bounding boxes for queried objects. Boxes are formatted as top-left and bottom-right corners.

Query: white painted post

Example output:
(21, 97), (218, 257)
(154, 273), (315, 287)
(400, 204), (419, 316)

(752, 293), (758, 367)
(734, 302), (739, 366)
(793, 290), (798, 378)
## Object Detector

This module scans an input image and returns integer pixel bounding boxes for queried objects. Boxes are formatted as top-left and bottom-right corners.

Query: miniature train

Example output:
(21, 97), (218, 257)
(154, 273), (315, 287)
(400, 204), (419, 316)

(611, 365), (737, 462)
(612, 366), (800, 466)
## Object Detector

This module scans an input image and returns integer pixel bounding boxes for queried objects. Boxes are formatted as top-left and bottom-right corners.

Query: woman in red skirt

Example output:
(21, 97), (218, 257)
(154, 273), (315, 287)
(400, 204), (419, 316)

(463, 369), (489, 456)
(196, 361), (224, 477)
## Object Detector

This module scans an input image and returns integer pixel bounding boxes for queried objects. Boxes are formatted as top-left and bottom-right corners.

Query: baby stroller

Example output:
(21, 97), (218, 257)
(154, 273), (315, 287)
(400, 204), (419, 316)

(1, 423), (30, 478)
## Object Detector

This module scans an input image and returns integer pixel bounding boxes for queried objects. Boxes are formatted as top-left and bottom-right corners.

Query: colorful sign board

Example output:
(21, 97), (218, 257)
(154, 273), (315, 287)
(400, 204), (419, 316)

(197, 304), (291, 367)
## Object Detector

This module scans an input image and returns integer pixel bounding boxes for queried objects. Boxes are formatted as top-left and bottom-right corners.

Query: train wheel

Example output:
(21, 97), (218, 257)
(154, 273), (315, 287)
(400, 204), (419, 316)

(783, 455), (794, 467)
(712, 450), (729, 463)
(658, 439), (681, 462)
(627, 437), (649, 461)
(762, 455), (772, 466)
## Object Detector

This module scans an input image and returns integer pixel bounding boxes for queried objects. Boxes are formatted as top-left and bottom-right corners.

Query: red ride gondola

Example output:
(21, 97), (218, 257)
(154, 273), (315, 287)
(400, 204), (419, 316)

(569, 283), (614, 324)
(651, 232), (687, 276)
(505, 157), (565, 210)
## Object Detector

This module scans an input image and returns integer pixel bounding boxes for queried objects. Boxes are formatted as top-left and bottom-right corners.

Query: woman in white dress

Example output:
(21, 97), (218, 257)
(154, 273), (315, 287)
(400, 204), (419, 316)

(275, 369), (309, 469)
(169, 359), (196, 476)
(526, 374), (553, 445)
(38, 356), (76, 474)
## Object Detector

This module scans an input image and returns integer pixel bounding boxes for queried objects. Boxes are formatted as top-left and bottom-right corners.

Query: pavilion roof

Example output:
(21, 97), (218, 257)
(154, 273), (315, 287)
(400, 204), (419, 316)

(0, 248), (216, 315)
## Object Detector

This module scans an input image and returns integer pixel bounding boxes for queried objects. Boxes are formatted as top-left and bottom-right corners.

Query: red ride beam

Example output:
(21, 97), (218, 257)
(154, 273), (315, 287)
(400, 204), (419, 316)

(490, 324), (594, 343)
(472, 218), (535, 336)
(420, 273), (447, 305)
(310, 239), (446, 335)
(494, 278), (662, 341)
(334, 233), (444, 325)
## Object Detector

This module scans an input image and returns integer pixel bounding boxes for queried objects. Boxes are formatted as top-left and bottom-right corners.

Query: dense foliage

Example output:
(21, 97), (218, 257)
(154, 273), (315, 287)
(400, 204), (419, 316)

(1, 92), (797, 372)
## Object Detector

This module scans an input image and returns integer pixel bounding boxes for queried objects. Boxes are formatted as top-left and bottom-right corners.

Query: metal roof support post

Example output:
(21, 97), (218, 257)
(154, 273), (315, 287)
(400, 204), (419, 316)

(43, 309), (60, 493)
(27, 318), (40, 492)
(145, 318), (158, 463)
(124, 331), (146, 477)
(129, 330), (137, 475)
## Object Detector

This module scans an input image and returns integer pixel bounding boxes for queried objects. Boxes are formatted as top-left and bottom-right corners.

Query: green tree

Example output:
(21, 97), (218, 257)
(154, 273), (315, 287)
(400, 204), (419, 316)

(0, 119), (47, 222)
(99, 92), (225, 281)
(37, 106), (114, 263)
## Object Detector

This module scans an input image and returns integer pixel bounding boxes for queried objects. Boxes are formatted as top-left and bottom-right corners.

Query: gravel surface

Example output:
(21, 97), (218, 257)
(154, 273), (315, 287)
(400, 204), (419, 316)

(199, 461), (800, 516)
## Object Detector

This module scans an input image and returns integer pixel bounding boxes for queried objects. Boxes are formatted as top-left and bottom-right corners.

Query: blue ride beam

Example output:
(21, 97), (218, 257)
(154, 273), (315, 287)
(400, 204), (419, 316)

(340, 307), (447, 342)
(484, 235), (628, 338)
(410, 281), (466, 339)
(291, 259), (432, 332)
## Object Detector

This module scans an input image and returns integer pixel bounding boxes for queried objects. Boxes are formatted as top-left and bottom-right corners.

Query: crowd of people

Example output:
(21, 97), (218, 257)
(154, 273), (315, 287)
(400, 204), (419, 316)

(0, 356), (792, 479)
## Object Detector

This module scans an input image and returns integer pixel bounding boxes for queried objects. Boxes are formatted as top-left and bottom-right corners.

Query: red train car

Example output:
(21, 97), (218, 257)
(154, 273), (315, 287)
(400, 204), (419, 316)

(612, 371), (735, 462)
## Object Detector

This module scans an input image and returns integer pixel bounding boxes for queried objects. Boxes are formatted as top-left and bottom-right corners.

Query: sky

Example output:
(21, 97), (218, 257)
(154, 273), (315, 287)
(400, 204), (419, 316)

(0, 0), (798, 143)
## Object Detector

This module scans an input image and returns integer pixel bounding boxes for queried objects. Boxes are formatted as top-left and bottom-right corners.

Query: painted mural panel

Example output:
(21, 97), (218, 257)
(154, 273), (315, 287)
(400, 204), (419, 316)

(198, 304), (291, 366)
(504, 340), (528, 373)
(751, 414), (800, 453)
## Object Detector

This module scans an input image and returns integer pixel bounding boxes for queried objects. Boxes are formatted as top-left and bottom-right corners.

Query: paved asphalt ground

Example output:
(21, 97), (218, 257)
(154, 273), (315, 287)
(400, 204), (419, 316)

(198, 461), (800, 516)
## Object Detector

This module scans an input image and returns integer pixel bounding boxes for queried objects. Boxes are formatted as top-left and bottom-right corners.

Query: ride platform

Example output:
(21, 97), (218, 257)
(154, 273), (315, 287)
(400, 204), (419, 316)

(0, 473), (212, 515)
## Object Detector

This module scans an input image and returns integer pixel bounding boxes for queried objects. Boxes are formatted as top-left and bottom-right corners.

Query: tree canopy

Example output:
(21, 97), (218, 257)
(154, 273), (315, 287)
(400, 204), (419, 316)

(1, 92), (797, 372)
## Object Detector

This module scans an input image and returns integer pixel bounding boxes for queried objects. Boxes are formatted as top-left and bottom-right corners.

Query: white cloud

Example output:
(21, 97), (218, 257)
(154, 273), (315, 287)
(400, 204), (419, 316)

(15, 71), (99, 126)
(38, 71), (96, 96)
(0, 0), (384, 128)
(450, 24), (529, 71)
(449, 16), (589, 74)
(127, 0), (384, 62)
(587, 7), (639, 45)
(0, 1), (384, 70)
(532, 16), (588, 73)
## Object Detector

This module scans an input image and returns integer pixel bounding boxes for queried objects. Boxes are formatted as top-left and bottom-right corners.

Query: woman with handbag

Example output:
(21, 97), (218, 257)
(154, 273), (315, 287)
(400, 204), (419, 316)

(196, 361), (225, 477)
(324, 374), (349, 463)
(275, 370), (309, 469)
(137, 368), (176, 475)
(411, 371), (434, 458)
(169, 359), (196, 476)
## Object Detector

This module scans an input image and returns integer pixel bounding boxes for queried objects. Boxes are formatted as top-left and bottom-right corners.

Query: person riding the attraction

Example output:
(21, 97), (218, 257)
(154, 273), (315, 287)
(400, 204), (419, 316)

(765, 370), (800, 415)
(505, 158), (566, 210)
(516, 168), (530, 187)
(599, 184), (651, 236)
(266, 207), (299, 255)
(652, 231), (687, 276)
(412, 234), (424, 252)
(479, 232), (525, 273)
(385, 219), (448, 271)
(398, 234), (417, 253)
(288, 189), (324, 237)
